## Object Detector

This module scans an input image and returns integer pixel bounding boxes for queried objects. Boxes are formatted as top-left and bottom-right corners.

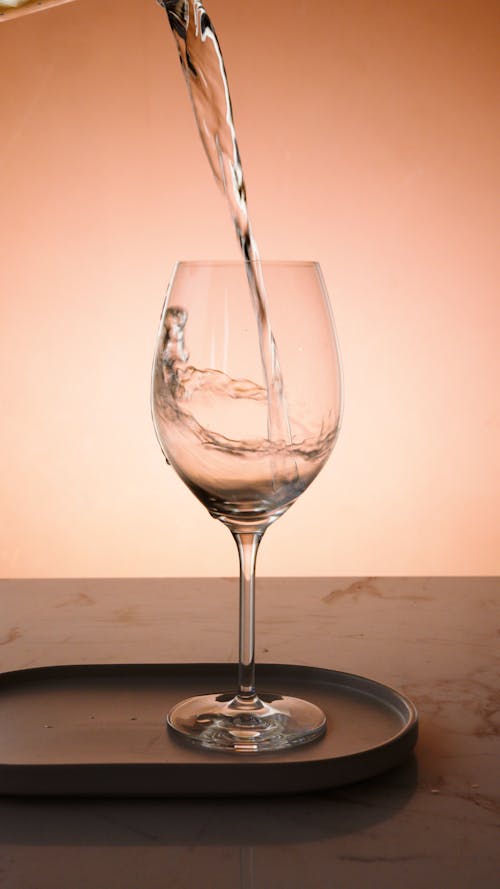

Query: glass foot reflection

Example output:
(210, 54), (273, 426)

(167, 692), (326, 753)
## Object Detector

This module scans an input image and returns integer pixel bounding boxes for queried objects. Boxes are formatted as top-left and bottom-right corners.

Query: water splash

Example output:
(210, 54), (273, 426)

(158, 0), (292, 450)
(153, 307), (336, 526)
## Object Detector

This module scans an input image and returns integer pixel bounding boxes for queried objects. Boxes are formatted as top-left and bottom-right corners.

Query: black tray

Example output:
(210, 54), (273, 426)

(0, 663), (418, 796)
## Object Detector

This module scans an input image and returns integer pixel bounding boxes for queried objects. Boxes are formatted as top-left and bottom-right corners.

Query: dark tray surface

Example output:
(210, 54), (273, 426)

(0, 662), (418, 796)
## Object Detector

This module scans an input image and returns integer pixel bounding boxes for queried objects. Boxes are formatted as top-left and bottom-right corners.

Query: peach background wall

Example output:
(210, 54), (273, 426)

(1, 0), (498, 577)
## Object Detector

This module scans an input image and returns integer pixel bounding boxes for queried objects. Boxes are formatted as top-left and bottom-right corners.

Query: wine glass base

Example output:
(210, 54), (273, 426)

(167, 692), (326, 753)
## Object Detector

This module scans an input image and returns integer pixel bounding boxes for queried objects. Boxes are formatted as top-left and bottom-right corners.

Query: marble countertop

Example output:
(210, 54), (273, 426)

(0, 577), (498, 888)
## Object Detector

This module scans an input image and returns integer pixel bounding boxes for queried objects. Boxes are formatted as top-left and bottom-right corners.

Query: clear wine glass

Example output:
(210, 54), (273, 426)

(152, 260), (342, 752)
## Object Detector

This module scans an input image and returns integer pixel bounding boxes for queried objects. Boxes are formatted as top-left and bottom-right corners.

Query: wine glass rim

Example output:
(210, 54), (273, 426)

(175, 259), (321, 269)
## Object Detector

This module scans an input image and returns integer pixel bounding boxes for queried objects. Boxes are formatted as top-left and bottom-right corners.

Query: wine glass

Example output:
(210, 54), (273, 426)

(151, 260), (342, 752)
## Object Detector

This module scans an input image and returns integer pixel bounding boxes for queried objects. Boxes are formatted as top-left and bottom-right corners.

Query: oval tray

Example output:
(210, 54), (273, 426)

(0, 663), (418, 796)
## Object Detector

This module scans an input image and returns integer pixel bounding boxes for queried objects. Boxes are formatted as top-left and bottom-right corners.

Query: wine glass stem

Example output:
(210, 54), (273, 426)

(232, 530), (263, 702)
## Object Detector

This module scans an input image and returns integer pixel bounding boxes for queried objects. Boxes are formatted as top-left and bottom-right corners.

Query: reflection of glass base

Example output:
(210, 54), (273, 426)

(167, 692), (326, 753)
